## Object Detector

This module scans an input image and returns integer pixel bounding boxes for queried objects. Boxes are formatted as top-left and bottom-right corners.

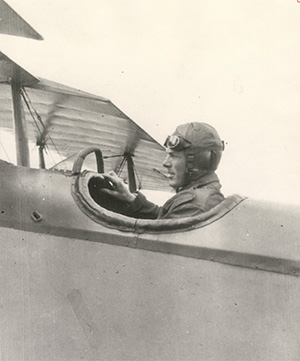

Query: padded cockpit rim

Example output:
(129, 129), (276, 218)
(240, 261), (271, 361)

(71, 171), (247, 233)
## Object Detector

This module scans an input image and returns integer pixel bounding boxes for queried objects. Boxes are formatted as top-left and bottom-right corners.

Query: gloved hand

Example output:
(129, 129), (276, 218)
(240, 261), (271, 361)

(98, 170), (137, 204)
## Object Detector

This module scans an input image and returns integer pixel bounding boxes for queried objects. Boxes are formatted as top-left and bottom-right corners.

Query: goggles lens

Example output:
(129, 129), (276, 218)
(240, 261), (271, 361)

(164, 135), (191, 151)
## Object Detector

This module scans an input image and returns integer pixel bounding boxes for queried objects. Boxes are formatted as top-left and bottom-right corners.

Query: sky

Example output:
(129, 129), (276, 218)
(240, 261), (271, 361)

(1, 0), (300, 205)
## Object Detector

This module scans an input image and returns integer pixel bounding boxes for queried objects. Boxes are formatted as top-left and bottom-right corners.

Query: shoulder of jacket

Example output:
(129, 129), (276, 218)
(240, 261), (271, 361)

(164, 189), (195, 210)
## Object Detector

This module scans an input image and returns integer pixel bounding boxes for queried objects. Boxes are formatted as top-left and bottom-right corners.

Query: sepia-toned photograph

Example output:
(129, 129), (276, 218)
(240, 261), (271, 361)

(0, 0), (299, 360)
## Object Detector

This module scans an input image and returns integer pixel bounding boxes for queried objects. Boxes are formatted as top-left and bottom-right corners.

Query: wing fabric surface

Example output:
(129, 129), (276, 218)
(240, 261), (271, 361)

(0, 0), (43, 40)
(0, 77), (169, 191)
(0, 51), (38, 84)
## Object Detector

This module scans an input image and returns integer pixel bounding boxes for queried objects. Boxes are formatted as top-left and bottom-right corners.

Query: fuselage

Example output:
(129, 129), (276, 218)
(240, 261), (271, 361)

(1, 159), (299, 360)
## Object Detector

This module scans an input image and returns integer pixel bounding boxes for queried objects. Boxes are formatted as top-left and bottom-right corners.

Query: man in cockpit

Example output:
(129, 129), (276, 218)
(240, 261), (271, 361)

(100, 122), (225, 219)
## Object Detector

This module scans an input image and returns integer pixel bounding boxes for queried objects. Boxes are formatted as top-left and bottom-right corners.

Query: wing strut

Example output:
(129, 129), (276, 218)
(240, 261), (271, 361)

(21, 86), (65, 169)
(11, 78), (30, 167)
(38, 141), (46, 169)
(106, 153), (139, 193)
(126, 154), (137, 193)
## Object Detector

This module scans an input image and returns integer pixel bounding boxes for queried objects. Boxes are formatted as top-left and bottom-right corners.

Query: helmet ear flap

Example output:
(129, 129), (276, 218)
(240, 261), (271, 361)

(200, 151), (212, 170)
(187, 150), (211, 174)
(210, 150), (222, 171)
(185, 149), (222, 179)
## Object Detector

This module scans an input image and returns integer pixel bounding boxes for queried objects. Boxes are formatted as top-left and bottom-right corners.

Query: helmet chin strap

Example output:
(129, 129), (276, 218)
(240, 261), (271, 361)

(177, 169), (208, 192)
(185, 168), (209, 183)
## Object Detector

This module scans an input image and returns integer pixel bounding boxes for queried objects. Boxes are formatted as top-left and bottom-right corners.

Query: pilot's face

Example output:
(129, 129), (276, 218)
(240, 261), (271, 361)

(163, 148), (186, 189)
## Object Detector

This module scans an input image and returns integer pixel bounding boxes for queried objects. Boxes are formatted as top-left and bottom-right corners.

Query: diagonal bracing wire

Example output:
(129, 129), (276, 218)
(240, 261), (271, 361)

(20, 87), (66, 166)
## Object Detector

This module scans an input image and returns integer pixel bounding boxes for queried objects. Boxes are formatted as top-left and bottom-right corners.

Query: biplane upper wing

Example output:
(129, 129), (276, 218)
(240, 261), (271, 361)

(0, 0), (43, 40)
(0, 52), (170, 191)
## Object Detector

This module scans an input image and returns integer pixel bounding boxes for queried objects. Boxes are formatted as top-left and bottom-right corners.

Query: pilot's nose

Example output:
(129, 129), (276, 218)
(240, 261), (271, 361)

(163, 155), (171, 168)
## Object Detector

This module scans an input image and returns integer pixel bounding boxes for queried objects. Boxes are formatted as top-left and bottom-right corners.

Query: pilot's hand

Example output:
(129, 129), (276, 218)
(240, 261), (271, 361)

(99, 171), (136, 204)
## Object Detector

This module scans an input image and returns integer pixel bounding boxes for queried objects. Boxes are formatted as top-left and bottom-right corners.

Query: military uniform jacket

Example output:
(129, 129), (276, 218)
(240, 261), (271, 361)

(128, 172), (224, 219)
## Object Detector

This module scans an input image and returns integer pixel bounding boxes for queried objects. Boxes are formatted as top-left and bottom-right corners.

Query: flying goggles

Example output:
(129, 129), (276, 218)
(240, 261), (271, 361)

(163, 135), (191, 151)
(164, 134), (225, 152)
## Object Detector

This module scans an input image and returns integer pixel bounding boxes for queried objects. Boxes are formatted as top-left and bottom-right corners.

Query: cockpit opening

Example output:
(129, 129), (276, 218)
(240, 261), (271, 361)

(72, 170), (246, 234)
